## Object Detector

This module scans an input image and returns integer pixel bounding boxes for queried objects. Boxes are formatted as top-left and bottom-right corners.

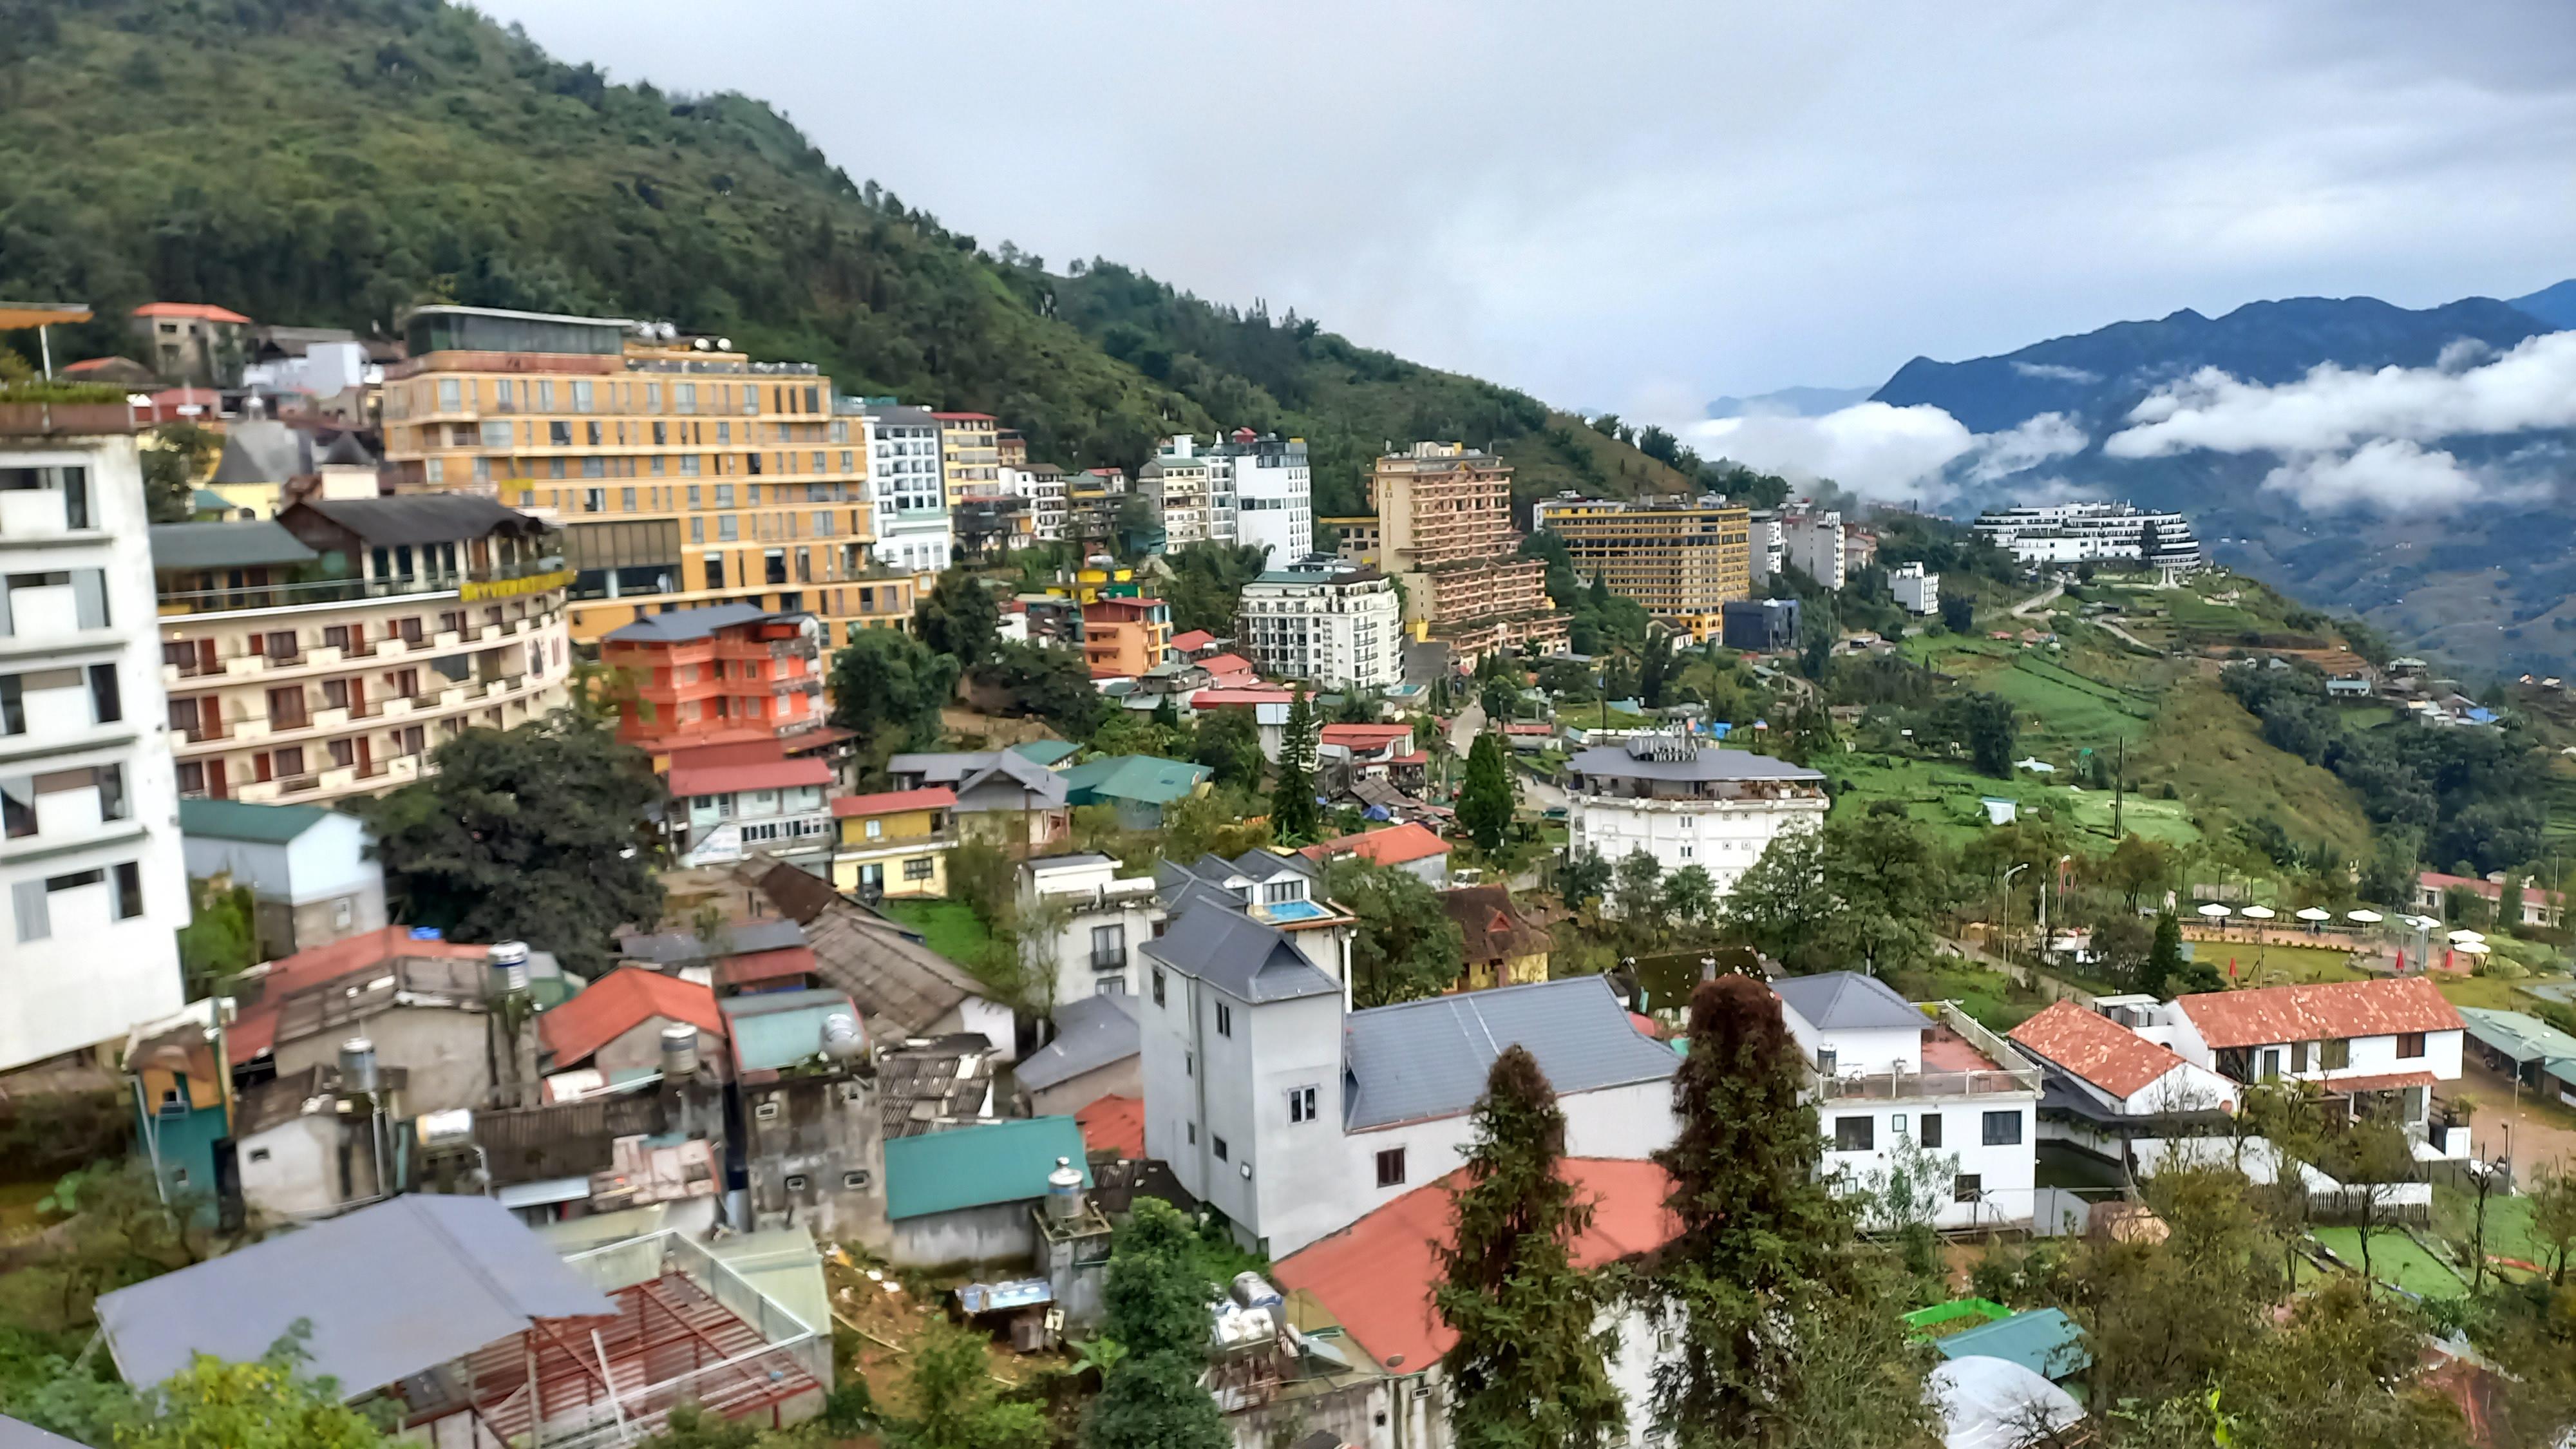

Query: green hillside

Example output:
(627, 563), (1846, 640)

(0, 0), (1685, 515)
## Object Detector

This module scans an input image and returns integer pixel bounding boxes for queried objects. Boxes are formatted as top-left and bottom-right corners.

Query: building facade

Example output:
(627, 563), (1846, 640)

(377, 305), (912, 647)
(1141, 436), (1213, 551)
(598, 604), (823, 755)
(1971, 502), (2202, 574)
(1081, 596), (1173, 678)
(1780, 508), (1846, 590)
(933, 413), (1000, 511)
(1, 417), (189, 1072)
(1564, 737), (1830, 899)
(1889, 561), (1940, 615)
(831, 786), (957, 900)
(1368, 443), (1562, 661)
(665, 743), (835, 872)
(1531, 495), (1752, 616)
(1018, 853), (1165, 1005)
(1235, 562), (1402, 689)
(841, 401), (949, 576)
(153, 497), (571, 806)
(1210, 431), (1311, 566)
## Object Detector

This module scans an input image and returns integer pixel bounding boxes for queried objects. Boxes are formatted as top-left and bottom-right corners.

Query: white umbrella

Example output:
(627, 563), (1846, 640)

(2454, 940), (2491, 958)
(2346, 909), (2383, 924)
(2196, 904), (2232, 919)
(2240, 905), (2277, 921)
(2448, 928), (2486, 945)
(2296, 907), (2332, 922)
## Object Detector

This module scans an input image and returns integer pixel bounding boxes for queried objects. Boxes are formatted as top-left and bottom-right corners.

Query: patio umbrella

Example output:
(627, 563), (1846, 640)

(2346, 909), (2383, 924)
(2196, 903), (2231, 919)
(2240, 905), (2277, 921)
(2295, 907), (2332, 922)
(2455, 940), (2491, 958)
(2448, 929), (2486, 945)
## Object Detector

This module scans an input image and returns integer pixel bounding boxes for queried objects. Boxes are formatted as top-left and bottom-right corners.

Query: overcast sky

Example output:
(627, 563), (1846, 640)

(482, 0), (2576, 430)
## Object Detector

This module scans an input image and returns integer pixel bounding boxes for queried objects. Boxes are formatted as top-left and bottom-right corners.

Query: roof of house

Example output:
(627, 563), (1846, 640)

(719, 987), (862, 1076)
(538, 967), (728, 1066)
(1772, 971), (1927, 1032)
(1168, 629), (1216, 651)
(133, 301), (252, 324)
(283, 494), (544, 545)
(1197, 652), (1255, 677)
(890, 750), (1068, 810)
(1009, 739), (1081, 767)
(209, 420), (314, 486)
(878, 1033), (1002, 1138)
(833, 786), (956, 817)
(93, 1194), (611, 1395)
(668, 754), (834, 799)
(2008, 1001), (2193, 1098)
(148, 520), (320, 571)
(1566, 744), (1826, 784)
(748, 862), (990, 1035)
(1271, 1159), (1677, 1374)
(1300, 821), (1450, 869)
(1318, 724), (1411, 750)
(1190, 688), (1296, 708)
(2417, 871), (2564, 905)
(1343, 976), (1679, 1130)
(1439, 885), (1549, 963)
(618, 917), (808, 963)
(883, 1117), (1090, 1220)
(1075, 1094), (1144, 1159)
(175, 797), (341, 846)
(2173, 976), (2463, 1051)
(1014, 993), (1139, 1092)
(1063, 755), (1211, 807)
(1140, 902), (1342, 1005)
(602, 601), (793, 643)
(1934, 1307), (2090, 1379)
(2458, 1008), (2576, 1073)
(226, 927), (498, 1064)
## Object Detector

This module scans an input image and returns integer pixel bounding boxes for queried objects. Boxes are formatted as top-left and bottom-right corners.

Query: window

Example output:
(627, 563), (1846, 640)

(1375, 1148), (1406, 1188)
(1215, 1003), (1233, 1037)
(1919, 1112), (1944, 1149)
(1815, 1047), (1838, 1075)
(842, 1170), (869, 1189)
(1152, 968), (1166, 1007)
(247, 1148), (270, 1164)
(1213, 1136), (1229, 1162)
(571, 380), (594, 412)
(1833, 1115), (1875, 1151)
(1091, 923), (1125, 969)
(1187, 1123), (1197, 1145)
(903, 856), (934, 881)
(0, 675), (18, 735)
(2396, 1032), (2426, 1060)
(1954, 1174), (1984, 1203)
(549, 421), (572, 447)
(2321, 1037), (2351, 1070)
(480, 419), (512, 448)
(784, 1173), (810, 1192)
(1982, 1110), (2023, 1146)
(1288, 1085), (1318, 1124)
(113, 861), (142, 919)
(2290, 1041), (2310, 1074)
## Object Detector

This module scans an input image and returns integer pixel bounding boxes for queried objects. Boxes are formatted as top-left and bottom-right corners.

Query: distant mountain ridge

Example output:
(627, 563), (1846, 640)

(1705, 384), (1875, 419)
(2510, 278), (2576, 330)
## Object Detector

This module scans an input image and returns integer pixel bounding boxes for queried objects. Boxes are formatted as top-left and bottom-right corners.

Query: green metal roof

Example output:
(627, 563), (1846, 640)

(176, 797), (339, 844)
(1009, 739), (1081, 768)
(1933, 1308), (2090, 1380)
(884, 1117), (1090, 1221)
(719, 989), (858, 1075)
(1062, 755), (1211, 807)
(2460, 1007), (2576, 1077)
(149, 520), (319, 571)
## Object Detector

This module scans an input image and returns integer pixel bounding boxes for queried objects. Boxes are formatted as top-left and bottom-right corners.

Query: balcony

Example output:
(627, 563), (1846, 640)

(153, 556), (571, 618)
(1810, 1005), (2043, 1102)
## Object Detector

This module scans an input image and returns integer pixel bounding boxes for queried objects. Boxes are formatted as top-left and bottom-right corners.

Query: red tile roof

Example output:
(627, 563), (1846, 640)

(718, 946), (819, 989)
(1169, 630), (1216, 652)
(2009, 1000), (2192, 1097)
(2417, 871), (2564, 905)
(833, 786), (956, 817)
(1272, 1159), (1677, 1373)
(1191, 688), (1294, 707)
(1075, 1094), (1145, 1160)
(133, 301), (251, 324)
(1320, 724), (1412, 750)
(1197, 653), (1255, 677)
(667, 756), (835, 798)
(2174, 976), (2462, 1051)
(538, 966), (728, 1067)
(1300, 821), (1451, 867)
(227, 927), (493, 1065)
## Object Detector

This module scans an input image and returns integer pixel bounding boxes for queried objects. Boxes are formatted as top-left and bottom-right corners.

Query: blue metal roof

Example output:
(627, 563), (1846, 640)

(1935, 1308), (2089, 1380)
(721, 988), (859, 1074)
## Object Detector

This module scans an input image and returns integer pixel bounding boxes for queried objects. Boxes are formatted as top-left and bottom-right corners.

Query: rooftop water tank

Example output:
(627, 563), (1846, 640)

(489, 941), (531, 995)
(1045, 1157), (1086, 1220)
(337, 1036), (377, 1094)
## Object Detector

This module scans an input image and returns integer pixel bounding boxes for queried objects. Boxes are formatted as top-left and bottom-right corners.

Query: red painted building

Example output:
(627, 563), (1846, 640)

(600, 603), (824, 756)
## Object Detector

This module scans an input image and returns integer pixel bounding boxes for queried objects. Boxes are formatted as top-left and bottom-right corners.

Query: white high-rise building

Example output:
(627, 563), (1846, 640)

(1008, 463), (1067, 542)
(1, 418), (187, 1073)
(848, 401), (951, 573)
(1209, 430), (1312, 567)
(1236, 560), (1403, 690)
(1972, 502), (2201, 575)
(1780, 507), (1846, 590)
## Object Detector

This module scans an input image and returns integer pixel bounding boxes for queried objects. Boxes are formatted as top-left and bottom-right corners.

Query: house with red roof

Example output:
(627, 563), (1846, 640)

(1166, 629), (1218, 658)
(1300, 821), (1451, 887)
(537, 966), (729, 1084)
(665, 740), (835, 873)
(2009, 999), (2238, 1119)
(131, 301), (253, 387)
(2412, 870), (2564, 929)
(1195, 652), (1259, 688)
(226, 927), (531, 1115)
(1272, 1159), (1676, 1443)
(2162, 976), (2468, 1155)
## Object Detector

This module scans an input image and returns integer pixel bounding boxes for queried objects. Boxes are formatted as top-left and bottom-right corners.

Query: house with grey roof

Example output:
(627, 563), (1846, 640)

(1139, 884), (1678, 1257)
(1153, 848), (1355, 986)
(177, 799), (384, 960)
(1014, 992), (1140, 1118)
(887, 750), (1070, 851)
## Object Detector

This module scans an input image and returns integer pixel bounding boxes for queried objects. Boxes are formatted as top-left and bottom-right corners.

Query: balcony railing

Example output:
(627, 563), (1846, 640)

(156, 557), (570, 617)
(1810, 1005), (2043, 1101)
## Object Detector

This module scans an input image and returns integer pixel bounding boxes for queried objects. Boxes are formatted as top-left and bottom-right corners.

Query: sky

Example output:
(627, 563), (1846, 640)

(481, 1), (2576, 435)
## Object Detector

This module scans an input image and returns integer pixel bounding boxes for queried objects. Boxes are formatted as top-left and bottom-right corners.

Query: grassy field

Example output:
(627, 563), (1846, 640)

(1892, 960), (2050, 1032)
(2308, 1227), (2470, 1299)
(2190, 941), (2372, 986)
(2132, 679), (2376, 859)
(878, 898), (995, 967)
(2430, 1187), (2555, 1280)
(1826, 752), (2202, 853)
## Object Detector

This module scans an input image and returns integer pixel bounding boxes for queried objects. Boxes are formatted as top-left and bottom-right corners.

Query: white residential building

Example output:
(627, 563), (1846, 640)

(2156, 977), (2469, 1157)
(1889, 561), (1939, 616)
(1746, 510), (1786, 585)
(1971, 502), (2201, 576)
(1780, 507), (1846, 589)
(1017, 851), (1166, 1007)
(1208, 431), (1312, 567)
(1140, 887), (1679, 1258)
(1564, 738), (1830, 900)
(849, 401), (951, 572)
(2005, 998), (2239, 1162)
(1, 422), (188, 1073)
(1008, 463), (1068, 542)
(1235, 561), (1403, 690)
(1774, 973), (2041, 1231)
(1141, 435), (1211, 550)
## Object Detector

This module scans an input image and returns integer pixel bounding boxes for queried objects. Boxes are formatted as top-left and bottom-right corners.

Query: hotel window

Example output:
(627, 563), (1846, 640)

(535, 379), (556, 411)
(715, 483), (735, 507)
(479, 419), (512, 448)
(716, 422), (732, 446)
(681, 456), (701, 476)
(583, 489), (605, 513)
(689, 517), (704, 545)
(676, 383), (696, 413)
(621, 486), (637, 511)
(717, 516), (739, 542)
(703, 553), (726, 589)
(548, 421), (571, 447)
(582, 457), (605, 478)
(645, 383), (661, 410)
(495, 379), (515, 410)
(571, 381), (594, 412)
(436, 379), (460, 412)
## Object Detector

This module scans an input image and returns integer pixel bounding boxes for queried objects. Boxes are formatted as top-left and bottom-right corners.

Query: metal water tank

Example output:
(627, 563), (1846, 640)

(660, 1025), (700, 1081)
(338, 1037), (378, 1094)
(488, 941), (531, 995)
(819, 1013), (865, 1063)
(1045, 1157), (1086, 1220)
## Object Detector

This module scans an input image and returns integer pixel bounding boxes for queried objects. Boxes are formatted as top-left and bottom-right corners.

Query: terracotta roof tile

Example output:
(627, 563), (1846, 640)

(2008, 1000), (2190, 1098)
(537, 967), (728, 1067)
(1075, 1094), (1144, 1160)
(832, 786), (956, 817)
(2174, 976), (2461, 1052)
(1300, 821), (1450, 867)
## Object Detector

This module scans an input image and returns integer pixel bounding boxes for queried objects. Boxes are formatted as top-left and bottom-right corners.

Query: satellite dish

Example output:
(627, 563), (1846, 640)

(715, 337), (733, 350)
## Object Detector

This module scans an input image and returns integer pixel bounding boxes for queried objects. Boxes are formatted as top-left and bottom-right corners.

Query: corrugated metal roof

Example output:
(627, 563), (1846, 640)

(1063, 755), (1212, 807)
(176, 797), (339, 845)
(149, 520), (319, 571)
(602, 601), (785, 643)
(721, 987), (861, 1075)
(2460, 1007), (2576, 1072)
(884, 1117), (1090, 1220)
(1772, 972), (1926, 1032)
(1342, 976), (1678, 1130)
(285, 494), (543, 545)
(94, 1195), (612, 1395)
(1935, 1308), (2089, 1379)
(1014, 993), (1139, 1092)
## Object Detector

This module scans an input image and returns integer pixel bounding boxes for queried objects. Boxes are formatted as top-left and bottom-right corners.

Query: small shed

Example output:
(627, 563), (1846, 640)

(883, 1117), (1091, 1269)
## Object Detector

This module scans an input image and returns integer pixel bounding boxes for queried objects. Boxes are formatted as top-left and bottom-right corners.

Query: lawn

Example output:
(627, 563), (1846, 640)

(2195, 941), (2370, 987)
(2433, 974), (2547, 1012)
(2308, 1227), (2470, 1299)
(2430, 1186), (2556, 1280)
(878, 898), (995, 967)
(1893, 960), (2049, 1032)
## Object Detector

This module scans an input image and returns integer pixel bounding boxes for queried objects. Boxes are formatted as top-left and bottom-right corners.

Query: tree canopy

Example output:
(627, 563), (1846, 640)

(829, 628), (961, 764)
(1325, 857), (1466, 1007)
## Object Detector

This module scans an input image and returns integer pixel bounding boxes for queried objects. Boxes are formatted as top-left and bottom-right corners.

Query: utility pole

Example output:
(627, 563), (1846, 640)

(2112, 734), (2125, 838)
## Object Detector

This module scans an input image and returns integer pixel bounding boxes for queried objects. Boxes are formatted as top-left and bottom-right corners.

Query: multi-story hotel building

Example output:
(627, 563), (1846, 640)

(1, 407), (187, 1073)
(377, 306), (914, 649)
(844, 400), (949, 577)
(934, 412), (1001, 511)
(1236, 561), (1402, 690)
(1971, 501), (2202, 576)
(1531, 494), (1752, 616)
(1082, 596), (1173, 679)
(1780, 508), (1847, 590)
(1010, 462), (1068, 542)
(1368, 442), (1562, 660)
(152, 495), (572, 806)
(598, 603), (824, 757)
(1209, 430), (1312, 567)
(1140, 437), (1212, 549)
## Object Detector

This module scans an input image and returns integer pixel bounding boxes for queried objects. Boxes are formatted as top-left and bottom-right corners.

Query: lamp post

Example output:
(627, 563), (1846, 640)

(2002, 862), (2030, 971)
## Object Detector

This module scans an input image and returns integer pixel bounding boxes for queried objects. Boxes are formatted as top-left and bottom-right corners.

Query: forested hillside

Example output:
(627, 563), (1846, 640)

(0, 0), (1690, 516)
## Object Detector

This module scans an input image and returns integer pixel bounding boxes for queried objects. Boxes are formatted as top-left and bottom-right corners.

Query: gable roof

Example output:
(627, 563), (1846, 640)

(1143, 899), (1341, 1004)
(2458, 1007), (2576, 1074)
(209, 419), (312, 485)
(1075, 1094), (1144, 1159)
(720, 987), (862, 1076)
(748, 863), (990, 1034)
(1271, 1159), (1677, 1374)
(2173, 976), (2462, 1051)
(134, 301), (252, 324)
(668, 753), (833, 799)
(1302, 822), (1450, 868)
(281, 494), (543, 546)
(1342, 976), (1679, 1130)
(175, 797), (339, 846)
(1009, 739), (1081, 768)
(603, 601), (787, 643)
(883, 1117), (1090, 1220)
(617, 918), (806, 963)
(1318, 724), (1411, 750)
(538, 967), (727, 1066)
(1439, 885), (1549, 963)
(1772, 971), (1926, 1032)
(833, 786), (956, 817)
(1014, 993), (1139, 1092)
(1063, 755), (1211, 806)
(227, 926), (497, 1064)
(892, 750), (1069, 809)
(2008, 1000), (2192, 1098)
(149, 520), (319, 571)
(1168, 629), (1216, 651)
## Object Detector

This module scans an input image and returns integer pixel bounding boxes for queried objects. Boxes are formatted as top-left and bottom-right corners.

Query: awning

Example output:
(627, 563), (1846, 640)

(496, 1175), (594, 1209)
(2320, 1071), (2438, 1094)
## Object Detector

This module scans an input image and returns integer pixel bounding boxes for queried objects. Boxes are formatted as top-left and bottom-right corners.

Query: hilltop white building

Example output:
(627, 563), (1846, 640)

(1208, 431), (1312, 567)
(1235, 560), (1403, 690)
(1889, 561), (1940, 616)
(848, 401), (951, 572)
(1564, 738), (1830, 900)
(1780, 508), (1846, 589)
(1972, 502), (2201, 578)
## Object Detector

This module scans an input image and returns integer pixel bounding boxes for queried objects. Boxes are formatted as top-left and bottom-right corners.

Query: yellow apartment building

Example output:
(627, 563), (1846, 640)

(377, 306), (917, 649)
(830, 786), (957, 899)
(933, 412), (1000, 509)
(1531, 495), (1752, 616)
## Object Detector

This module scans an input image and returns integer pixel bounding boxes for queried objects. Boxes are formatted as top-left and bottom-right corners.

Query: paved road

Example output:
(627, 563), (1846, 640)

(2095, 616), (2159, 654)
(2011, 583), (2065, 618)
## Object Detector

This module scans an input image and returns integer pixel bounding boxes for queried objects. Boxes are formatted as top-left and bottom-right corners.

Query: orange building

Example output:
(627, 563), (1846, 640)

(1081, 596), (1173, 679)
(599, 602), (824, 754)
(1367, 442), (1562, 659)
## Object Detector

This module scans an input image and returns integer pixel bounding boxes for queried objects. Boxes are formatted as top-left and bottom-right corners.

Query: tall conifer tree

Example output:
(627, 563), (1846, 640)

(1271, 686), (1321, 842)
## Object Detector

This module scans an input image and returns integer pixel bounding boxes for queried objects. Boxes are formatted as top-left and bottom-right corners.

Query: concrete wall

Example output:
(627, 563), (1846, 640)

(1815, 1096), (2039, 1229)
(888, 1200), (1036, 1269)
(743, 1072), (887, 1247)
(1027, 1055), (1141, 1120)
(269, 1008), (493, 1117)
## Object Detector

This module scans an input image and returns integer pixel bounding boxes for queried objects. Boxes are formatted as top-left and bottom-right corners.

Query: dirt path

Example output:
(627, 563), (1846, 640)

(2451, 1056), (2576, 1177)
(2011, 583), (2065, 619)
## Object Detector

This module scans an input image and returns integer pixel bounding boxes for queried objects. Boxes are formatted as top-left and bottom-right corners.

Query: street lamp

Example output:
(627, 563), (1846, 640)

(2002, 862), (2030, 970)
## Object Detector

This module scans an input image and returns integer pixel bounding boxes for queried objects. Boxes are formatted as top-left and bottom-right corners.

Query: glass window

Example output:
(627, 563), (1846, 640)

(480, 419), (512, 448)
(1215, 1003), (1232, 1037)
(1919, 1112), (1943, 1149)
(113, 860), (142, 920)
(0, 675), (20, 735)
(1953, 1174), (1984, 1203)
(1287, 1085), (1318, 1124)
(1151, 968), (1166, 1006)
(1213, 1136), (1228, 1162)
(1833, 1115), (1875, 1151)
(571, 380), (594, 413)
(549, 421), (572, 447)
(2397, 1032), (2426, 1059)
(1375, 1148), (1405, 1188)
(1981, 1110), (2023, 1146)
(717, 516), (739, 542)
(903, 856), (934, 880)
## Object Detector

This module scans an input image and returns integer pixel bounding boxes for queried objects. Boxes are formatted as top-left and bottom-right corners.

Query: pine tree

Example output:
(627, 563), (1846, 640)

(1458, 728), (1517, 856)
(1648, 976), (1848, 1441)
(1082, 1199), (1227, 1449)
(2142, 910), (2184, 998)
(1271, 686), (1321, 842)
(1639, 629), (1672, 710)
(1435, 1046), (1625, 1449)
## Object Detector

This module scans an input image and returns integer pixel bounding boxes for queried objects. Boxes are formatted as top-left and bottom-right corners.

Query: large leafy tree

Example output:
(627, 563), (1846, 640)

(971, 640), (1104, 739)
(1721, 809), (1954, 976)
(1325, 857), (1466, 1007)
(1435, 1046), (1625, 1449)
(1270, 687), (1321, 843)
(1931, 689), (2018, 778)
(1082, 1198), (1227, 1449)
(829, 629), (960, 762)
(914, 567), (1001, 670)
(362, 712), (664, 978)
(1190, 705), (1264, 790)
(1457, 728), (1517, 856)
(879, 1319), (1046, 1449)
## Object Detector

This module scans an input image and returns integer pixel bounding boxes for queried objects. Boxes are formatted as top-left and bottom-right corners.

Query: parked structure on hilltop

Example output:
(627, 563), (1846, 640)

(1564, 736), (1829, 902)
(1531, 494), (1752, 618)
(1972, 502), (2202, 578)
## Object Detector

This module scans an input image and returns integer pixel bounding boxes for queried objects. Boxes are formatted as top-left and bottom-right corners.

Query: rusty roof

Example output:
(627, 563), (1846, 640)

(2009, 1001), (2191, 1098)
(1439, 885), (1549, 965)
(2173, 976), (2461, 1051)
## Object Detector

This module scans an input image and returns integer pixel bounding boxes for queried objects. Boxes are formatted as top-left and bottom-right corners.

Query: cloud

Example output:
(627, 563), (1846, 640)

(1688, 404), (2084, 502)
(2011, 362), (2103, 384)
(2258, 439), (2516, 512)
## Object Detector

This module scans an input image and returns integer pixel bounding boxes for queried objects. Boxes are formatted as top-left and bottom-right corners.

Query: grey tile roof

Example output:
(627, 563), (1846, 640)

(284, 493), (545, 546)
(1341, 976), (1677, 1130)
(1770, 971), (1924, 1032)
(209, 419), (312, 485)
(1566, 744), (1826, 784)
(891, 751), (1068, 810)
(618, 917), (807, 963)
(1014, 992), (1141, 1092)
(1140, 900), (1340, 1005)
(149, 520), (319, 571)
(601, 601), (787, 643)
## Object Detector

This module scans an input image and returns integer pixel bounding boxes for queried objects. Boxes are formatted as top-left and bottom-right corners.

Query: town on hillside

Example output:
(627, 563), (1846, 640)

(2, 293), (2574, 1449)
